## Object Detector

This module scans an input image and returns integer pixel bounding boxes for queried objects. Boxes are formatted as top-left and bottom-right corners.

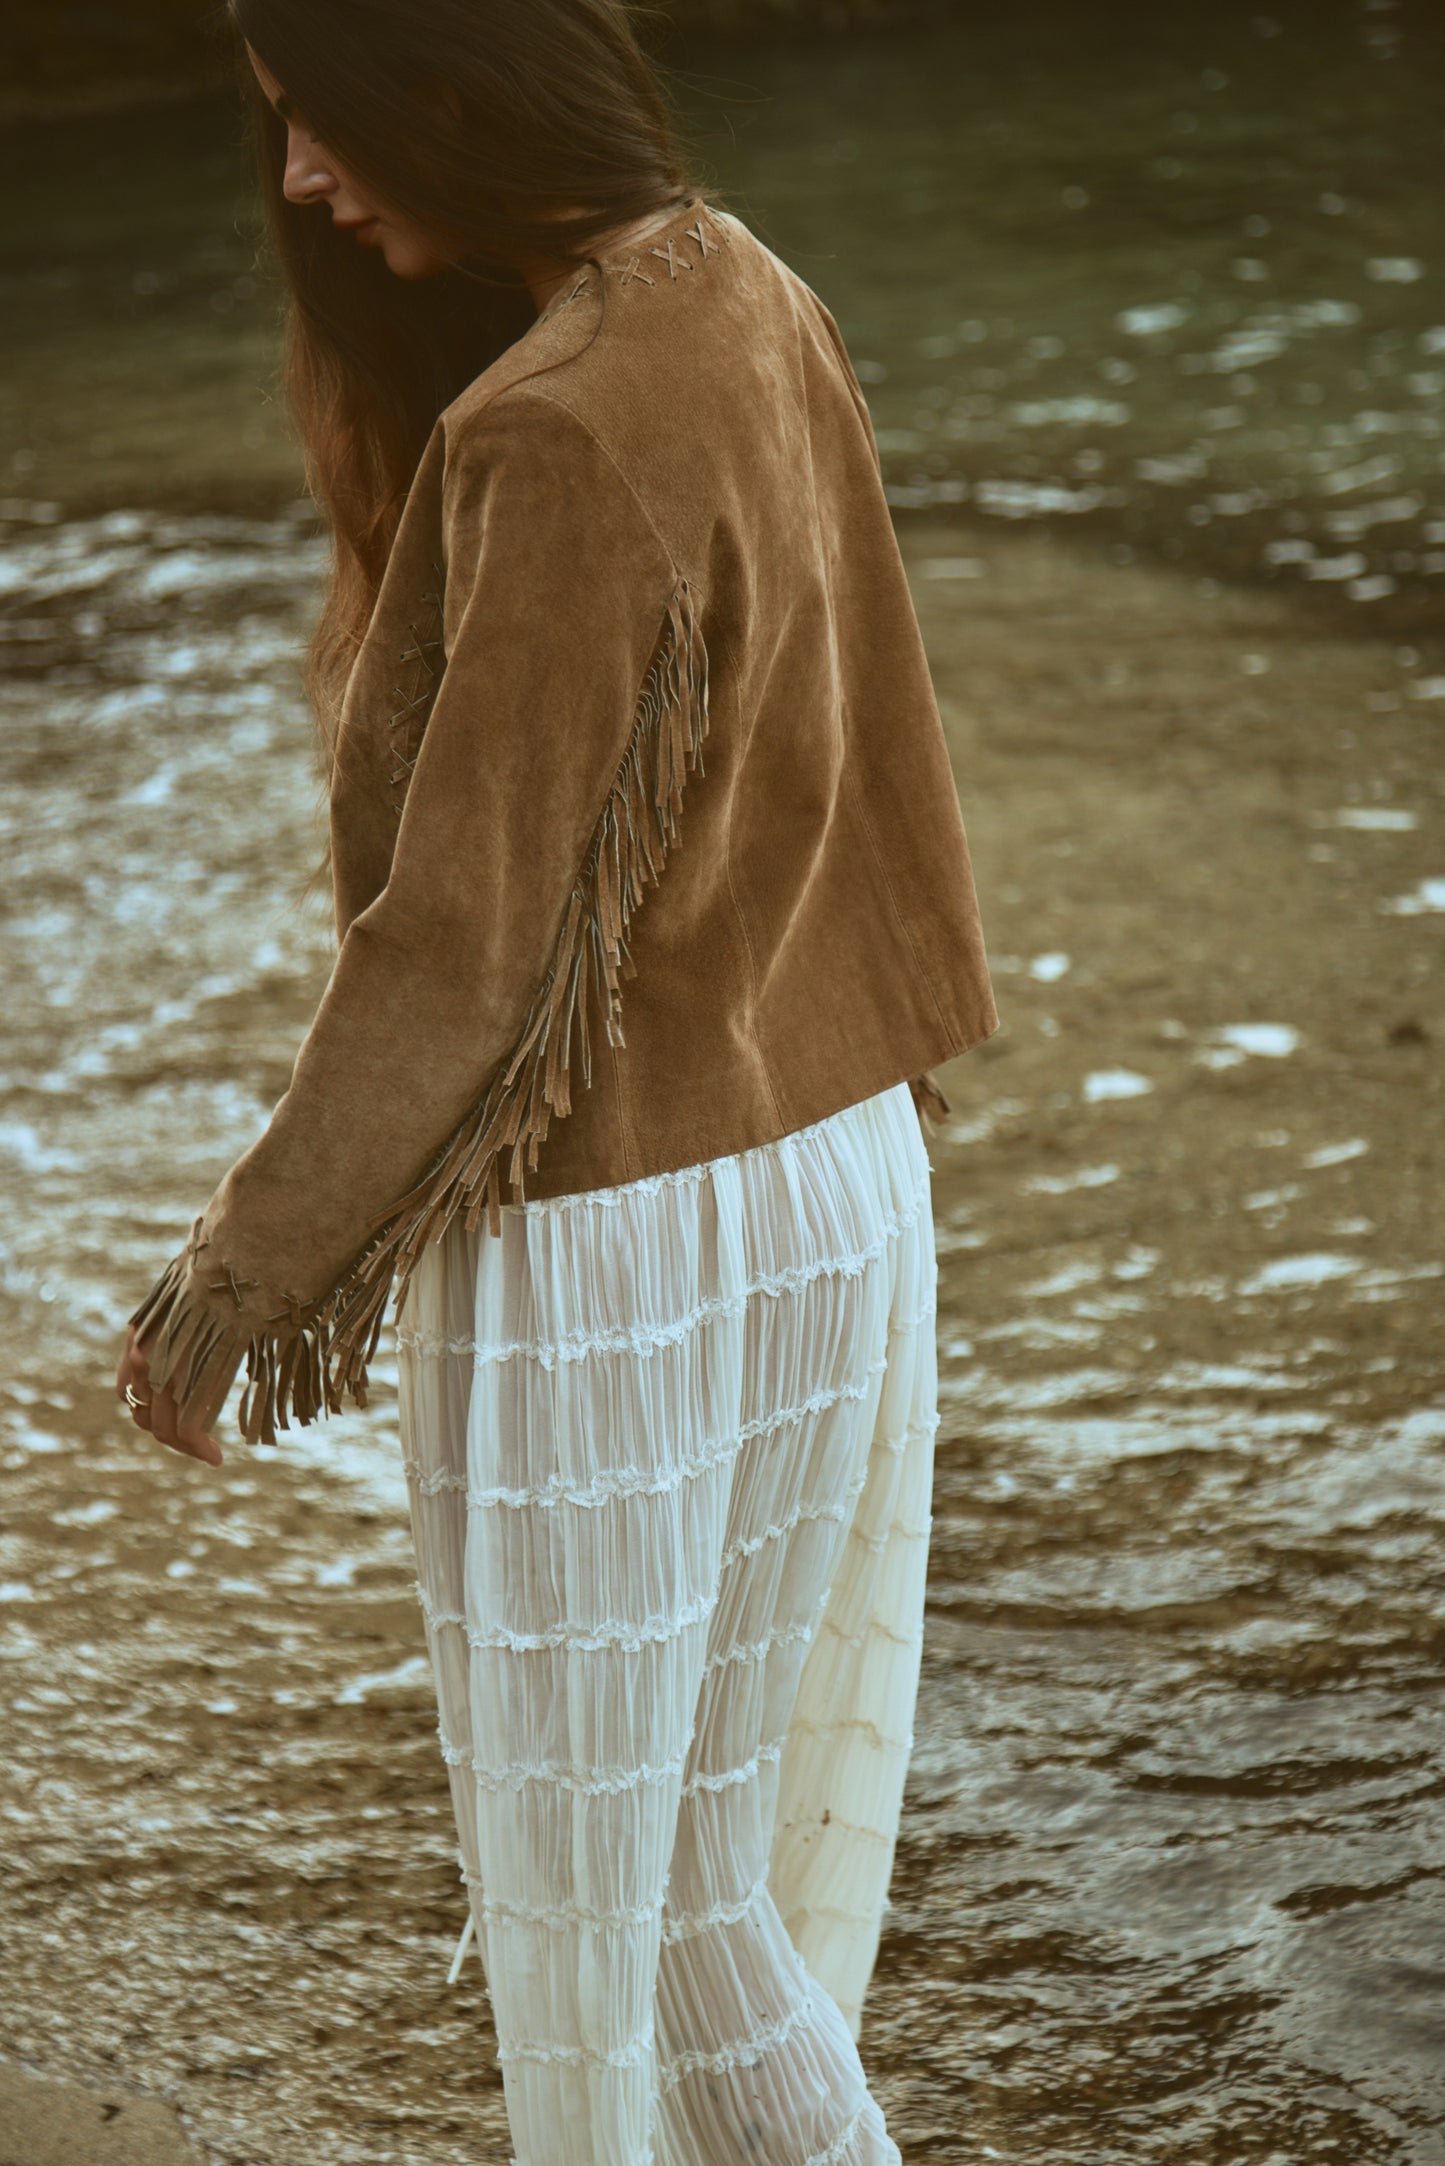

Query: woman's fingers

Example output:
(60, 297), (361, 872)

(147, 1384), (180, 1447)
(117, 1334), (156, 1433)
(146, 1382), (224, 1465)
(147, 1384), (224, 1466)
(115, 1324), (145, 1400)
(115, 1327), (224, 1465)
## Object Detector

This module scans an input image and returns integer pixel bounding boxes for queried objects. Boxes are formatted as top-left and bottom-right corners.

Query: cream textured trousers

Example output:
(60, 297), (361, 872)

(395, 1079), (938, 2166)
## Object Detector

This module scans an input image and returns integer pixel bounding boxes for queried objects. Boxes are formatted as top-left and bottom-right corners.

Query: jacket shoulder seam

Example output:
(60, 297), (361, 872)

(445, 383), (681, 579)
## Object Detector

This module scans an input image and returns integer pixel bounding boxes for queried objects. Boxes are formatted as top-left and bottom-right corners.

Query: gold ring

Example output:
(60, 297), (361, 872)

(124, 1384), (151, 1413)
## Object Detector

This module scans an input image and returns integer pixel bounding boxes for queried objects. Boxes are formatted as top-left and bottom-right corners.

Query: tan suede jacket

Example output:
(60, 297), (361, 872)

(131, 196), (996, 1445)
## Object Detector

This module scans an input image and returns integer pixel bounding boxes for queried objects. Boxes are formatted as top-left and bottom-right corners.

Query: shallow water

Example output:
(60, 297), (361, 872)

(694, 3), (1445, 624)
(2, 5), (1444, 2160)
(4, 3), (1445, 618)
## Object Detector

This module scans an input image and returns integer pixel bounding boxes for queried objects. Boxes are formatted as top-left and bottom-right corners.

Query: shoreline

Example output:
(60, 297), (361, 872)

(3, 481), (1441, 666)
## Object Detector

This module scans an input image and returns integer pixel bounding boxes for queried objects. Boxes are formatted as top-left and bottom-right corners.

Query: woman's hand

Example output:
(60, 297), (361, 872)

(115, 1326), (224, 1466)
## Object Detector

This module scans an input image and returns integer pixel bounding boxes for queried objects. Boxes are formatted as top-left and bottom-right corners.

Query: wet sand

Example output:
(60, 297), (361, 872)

(2, 517), (1441, 2163)
(0, 2058), (201, 2164)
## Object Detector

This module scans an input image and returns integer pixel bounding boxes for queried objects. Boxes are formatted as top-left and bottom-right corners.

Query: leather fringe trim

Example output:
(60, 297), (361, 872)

(908, 1070), (951, 1132)
(132, 577), (709, 1449)
(129, 1242), (246, 1438)
(129, 1228), (336, 1448)
(325, 575), (710, 1408)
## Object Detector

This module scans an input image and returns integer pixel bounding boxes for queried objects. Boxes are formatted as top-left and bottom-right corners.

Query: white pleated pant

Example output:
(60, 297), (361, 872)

(395, 1079), (938, 2166)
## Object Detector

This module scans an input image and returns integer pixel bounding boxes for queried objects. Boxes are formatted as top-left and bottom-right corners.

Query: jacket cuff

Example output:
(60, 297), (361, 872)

(128, 1217), (334, 1448)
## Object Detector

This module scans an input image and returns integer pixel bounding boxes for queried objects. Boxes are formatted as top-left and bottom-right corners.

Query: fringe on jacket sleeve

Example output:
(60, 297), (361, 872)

(321, 577), (706, 1403)
(907, 1070), (951, 1130)
(130, 579), (707, 1446)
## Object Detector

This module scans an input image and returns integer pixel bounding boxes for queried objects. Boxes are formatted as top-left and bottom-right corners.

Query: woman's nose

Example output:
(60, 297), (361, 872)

(282, 128), (335, 207)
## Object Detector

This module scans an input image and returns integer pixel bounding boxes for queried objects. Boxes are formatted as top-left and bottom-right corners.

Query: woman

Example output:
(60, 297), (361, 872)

(115, 2), (995, 2159)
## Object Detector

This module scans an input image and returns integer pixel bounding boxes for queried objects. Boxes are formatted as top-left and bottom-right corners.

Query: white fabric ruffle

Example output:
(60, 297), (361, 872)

(396, 1079), (938, 2166)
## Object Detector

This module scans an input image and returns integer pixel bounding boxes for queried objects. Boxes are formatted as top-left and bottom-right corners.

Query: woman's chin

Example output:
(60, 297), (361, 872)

(377, 232), (451, 281)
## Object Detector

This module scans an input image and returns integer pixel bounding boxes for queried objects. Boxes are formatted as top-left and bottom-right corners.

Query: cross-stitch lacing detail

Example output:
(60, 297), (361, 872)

(648, 236), (693, 281)
(597, 202), (732, 305)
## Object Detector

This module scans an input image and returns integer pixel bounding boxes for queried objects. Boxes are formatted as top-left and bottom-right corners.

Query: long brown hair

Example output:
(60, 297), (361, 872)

(230, 0), (700, 756)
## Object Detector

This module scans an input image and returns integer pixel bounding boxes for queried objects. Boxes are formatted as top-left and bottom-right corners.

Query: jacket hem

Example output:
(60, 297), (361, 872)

(503, 1003), (998, 1210)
